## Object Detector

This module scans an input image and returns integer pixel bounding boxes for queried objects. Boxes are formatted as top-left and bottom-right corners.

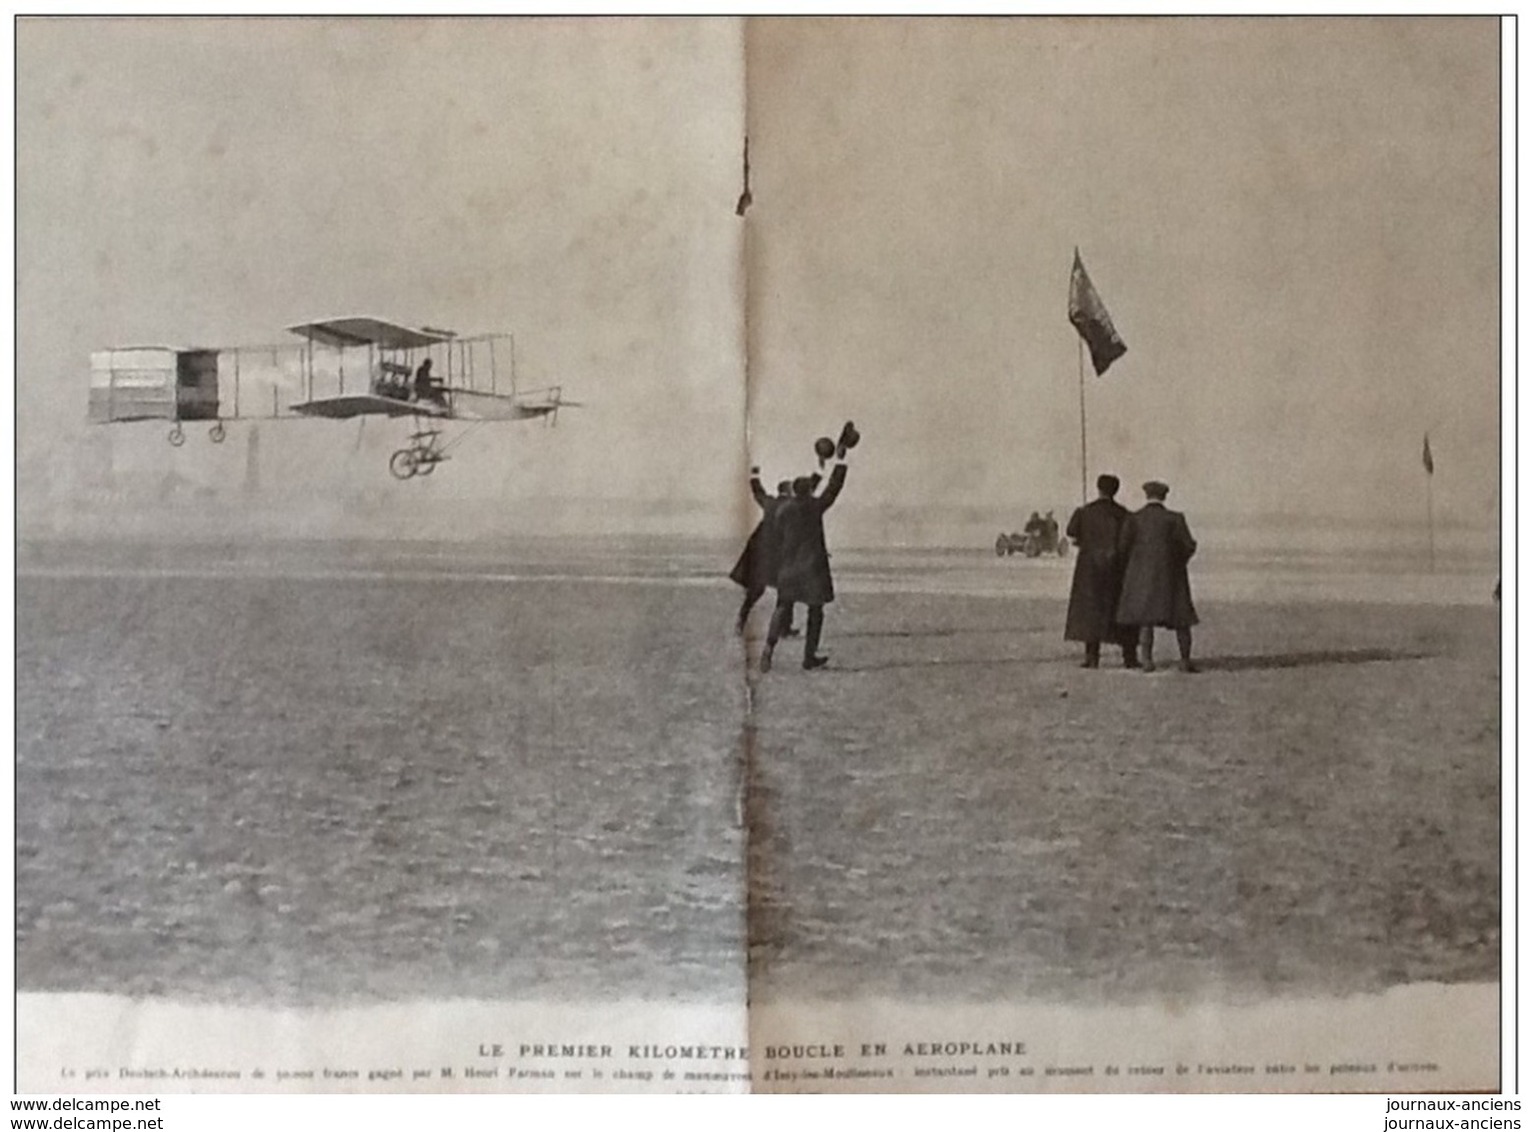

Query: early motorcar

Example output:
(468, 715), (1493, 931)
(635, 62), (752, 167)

(995, 512), (1070, 558)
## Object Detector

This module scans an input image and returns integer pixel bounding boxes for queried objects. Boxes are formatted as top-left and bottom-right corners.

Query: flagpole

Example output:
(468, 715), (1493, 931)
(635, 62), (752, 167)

(1423, 432), (1436, 573)
(1077, 335), (1088, 506)
(1426, 470), (1435, 573)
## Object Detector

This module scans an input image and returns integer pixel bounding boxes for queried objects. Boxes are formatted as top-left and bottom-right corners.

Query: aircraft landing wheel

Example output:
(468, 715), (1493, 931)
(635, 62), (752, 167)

(209, 422), (226, 444)
(168, 424), (185, 447)
(418, 457), (437, 476)
(389, 449), (419, 480)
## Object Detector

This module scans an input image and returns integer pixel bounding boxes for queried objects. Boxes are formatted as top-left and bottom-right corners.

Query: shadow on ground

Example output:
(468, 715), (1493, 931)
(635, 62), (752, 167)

(1198, 648), (1431, 672)
(824, 647), (1434, 675)
(837, 625), (1050, 640)
(829, 654), (1074, 673)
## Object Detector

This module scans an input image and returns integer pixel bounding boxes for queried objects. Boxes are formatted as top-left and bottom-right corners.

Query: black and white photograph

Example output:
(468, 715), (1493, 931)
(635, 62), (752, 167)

(15, 16), (1504, 1094)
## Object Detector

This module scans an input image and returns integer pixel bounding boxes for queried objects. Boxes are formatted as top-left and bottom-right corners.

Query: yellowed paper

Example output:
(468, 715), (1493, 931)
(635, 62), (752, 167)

(16, 16), (1503, 1094)
(736, 14), (1501, 1094)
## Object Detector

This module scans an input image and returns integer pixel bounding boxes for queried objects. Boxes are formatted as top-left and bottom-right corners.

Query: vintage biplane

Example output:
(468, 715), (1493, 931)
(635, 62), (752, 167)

(88, 317), (577, 479)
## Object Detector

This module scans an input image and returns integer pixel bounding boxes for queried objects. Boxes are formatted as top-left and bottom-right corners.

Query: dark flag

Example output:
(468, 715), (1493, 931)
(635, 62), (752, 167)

(1422, 433), (1435, 476)
(1068, 249), (1128, 376)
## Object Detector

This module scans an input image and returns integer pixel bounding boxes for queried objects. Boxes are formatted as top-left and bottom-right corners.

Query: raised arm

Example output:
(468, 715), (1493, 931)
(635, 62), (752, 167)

(749, 467), (771, 509)
(816, 460), (849, 512)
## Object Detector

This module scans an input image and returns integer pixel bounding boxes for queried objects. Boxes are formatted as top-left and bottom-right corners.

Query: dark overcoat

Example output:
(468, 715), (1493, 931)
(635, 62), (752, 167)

(773, 463), (848, 606)
(1063, 497), (1132, 642)
(729, 478), (784, 590)
(1115, 502), (1199, 628)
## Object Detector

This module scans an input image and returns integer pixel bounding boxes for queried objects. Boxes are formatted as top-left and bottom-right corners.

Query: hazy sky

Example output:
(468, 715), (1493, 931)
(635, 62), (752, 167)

(747, 17), (1500, 530)
(18, 18), (1500, 539)
(18, 18), (745, 527)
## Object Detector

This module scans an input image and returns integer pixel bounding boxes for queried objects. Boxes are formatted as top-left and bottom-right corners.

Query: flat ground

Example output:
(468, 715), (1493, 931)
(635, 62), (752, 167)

(16, 541), (1499, 1006)
(745, 588), (1499, 1004)
(17, 561), (748, 1003)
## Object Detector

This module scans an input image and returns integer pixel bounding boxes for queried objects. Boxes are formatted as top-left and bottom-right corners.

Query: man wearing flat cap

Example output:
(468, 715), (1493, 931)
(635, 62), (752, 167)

(1064, 474), (1139, 669)
(1116, 480), (1199, 673)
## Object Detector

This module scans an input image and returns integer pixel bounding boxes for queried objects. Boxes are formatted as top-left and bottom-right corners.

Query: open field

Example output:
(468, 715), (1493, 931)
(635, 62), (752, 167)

(16, 554), (749, 1004)
(745, 587), (1499, 1004)
(17, 539), (1499, 1006)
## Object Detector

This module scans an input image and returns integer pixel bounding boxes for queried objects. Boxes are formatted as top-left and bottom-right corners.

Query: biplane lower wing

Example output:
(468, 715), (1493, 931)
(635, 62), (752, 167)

(289, 394), (450, 420)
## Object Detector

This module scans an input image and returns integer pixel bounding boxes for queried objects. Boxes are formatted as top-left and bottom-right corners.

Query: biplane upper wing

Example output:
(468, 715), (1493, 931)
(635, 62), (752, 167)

(286, 317), (455, 351)
(290, 394), (450, 420)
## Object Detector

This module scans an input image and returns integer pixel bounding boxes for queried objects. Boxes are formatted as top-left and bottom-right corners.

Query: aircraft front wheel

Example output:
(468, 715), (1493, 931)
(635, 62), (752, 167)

(389, 449), (418, 480)
(168, 424), (185, 447)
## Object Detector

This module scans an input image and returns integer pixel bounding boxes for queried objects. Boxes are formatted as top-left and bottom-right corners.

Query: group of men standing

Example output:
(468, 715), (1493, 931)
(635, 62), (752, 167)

(1064, 475), (1200, 673)
(730, 422), (859, 672)
(729, 436), (1198, 675)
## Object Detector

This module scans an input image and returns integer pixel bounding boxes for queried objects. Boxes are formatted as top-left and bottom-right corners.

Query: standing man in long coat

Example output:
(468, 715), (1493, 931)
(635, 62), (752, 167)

(761, 424), (857, 672)
(730, 468), (796, 636)
(1116, 480), (1200, 673)
(1064, 474), (1139, 669)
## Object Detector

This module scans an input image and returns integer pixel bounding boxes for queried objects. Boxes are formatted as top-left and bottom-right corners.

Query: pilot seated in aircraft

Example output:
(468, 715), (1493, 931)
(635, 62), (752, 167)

(413, 358), (447, 409)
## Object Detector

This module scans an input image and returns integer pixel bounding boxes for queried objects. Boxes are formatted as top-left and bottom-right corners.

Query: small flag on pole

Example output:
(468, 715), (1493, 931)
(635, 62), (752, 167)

(1422, 433), (1435, 476)
(1068, 249), (1128, 376)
